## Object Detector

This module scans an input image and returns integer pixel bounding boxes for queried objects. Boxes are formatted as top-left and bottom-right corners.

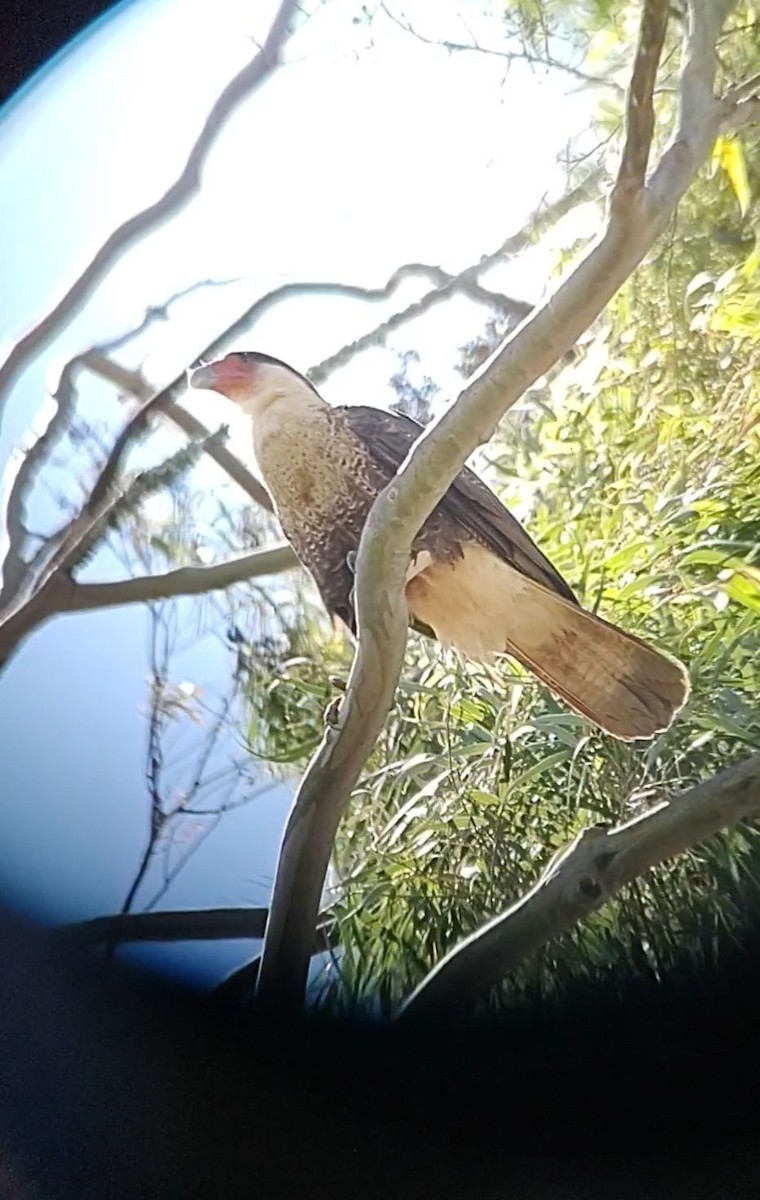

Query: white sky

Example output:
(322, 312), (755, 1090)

(0, 0), (599, 953)
(0, 0), (594, 466)
(0, 0), (599, 558)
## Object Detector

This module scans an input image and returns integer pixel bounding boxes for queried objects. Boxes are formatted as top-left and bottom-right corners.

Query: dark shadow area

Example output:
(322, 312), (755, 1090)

(2, 903), (760, 1200)
(1, 1), (115, 106)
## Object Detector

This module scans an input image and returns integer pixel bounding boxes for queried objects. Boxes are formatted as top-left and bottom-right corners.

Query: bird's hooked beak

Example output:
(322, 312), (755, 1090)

(189, 354), (251, 399)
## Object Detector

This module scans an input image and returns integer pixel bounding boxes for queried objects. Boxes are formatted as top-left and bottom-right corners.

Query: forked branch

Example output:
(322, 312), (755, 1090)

(256, 0), (752, 1012)
(399, 752), (760, 1019)
(0, 0), (301, 420)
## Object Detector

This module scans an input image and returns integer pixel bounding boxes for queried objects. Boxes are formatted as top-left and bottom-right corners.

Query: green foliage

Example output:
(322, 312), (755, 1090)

(239, 6), (760, 1017)
(244, 227), (760, 1017)
(324, 240), (760, 1015)
(245, 614), (349, 769)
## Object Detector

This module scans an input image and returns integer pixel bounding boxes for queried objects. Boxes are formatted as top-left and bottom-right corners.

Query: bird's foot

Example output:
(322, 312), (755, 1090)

(323, 695), (342, 728)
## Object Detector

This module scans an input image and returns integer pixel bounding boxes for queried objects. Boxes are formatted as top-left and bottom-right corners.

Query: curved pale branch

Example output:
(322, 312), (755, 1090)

(255, 524), (410, 1011)
(256, 0), (753, 1011)
(0, 0), (301, 422)
(399, 752), (760, 1019)
(0, 280), (244, 607)
(4, 161), (599, 610)
(60, 542), (298, 612)
(0, 539), (297, 677)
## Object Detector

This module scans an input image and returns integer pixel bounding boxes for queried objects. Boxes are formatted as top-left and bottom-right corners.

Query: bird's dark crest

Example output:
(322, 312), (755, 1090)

(233, 351), (321, 396)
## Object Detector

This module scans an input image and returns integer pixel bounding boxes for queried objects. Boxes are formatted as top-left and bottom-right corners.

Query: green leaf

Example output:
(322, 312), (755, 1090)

(713, 135), (751, 217)
(721, 569), (760, 613)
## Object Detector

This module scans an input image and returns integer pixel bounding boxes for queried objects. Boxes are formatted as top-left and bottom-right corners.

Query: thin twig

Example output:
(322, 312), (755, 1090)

(0, 0), (301, 420)
(379, 2), (624, 95)
(310, 170), (603, 382)
(0, 279), (246, 608)
(81, 351), (275, 513)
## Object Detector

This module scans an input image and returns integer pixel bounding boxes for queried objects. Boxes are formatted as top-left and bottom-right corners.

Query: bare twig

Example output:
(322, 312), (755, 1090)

(117, 605), (255, 920)
(310, 169), (604, 382)
(399, 753), (760, 1020)
(0, 280), (241, 604)
(0, 359), (82, 602)
(89, 278), (242, 356)
(81, 351), (276, 513)
(69, 250), (565, 516)
(723, 95), (760, 131)
(0, 440), (290, 677)
(59, 543), (298, 614)
(379, 2), (624, 95)
(0, 0), (301, 421)
(3, 165), (598, 612)
(115, 612), (171, 925)
(720, 67), (760, 130)
(79, 267), (501, 522)
(721, 69), (760, 105)
(256, 0), (751, 1011)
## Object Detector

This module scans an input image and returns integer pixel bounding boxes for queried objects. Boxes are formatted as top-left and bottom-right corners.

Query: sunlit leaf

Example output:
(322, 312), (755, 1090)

(713, 135), (751, 217)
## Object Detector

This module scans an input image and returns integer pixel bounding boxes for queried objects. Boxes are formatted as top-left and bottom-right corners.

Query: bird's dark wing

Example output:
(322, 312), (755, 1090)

(339, 405), (579, 605)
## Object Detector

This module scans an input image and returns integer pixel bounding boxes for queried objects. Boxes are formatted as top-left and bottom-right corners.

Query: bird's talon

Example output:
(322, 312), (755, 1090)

(346, 550), (357, 574)
(324, 696), (342, 727)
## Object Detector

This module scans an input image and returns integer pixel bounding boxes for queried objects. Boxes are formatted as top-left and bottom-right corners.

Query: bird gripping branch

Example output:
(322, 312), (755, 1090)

(190, 351), (689, 741)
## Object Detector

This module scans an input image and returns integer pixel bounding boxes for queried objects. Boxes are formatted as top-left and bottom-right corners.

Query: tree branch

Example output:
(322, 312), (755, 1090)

(379, 3), (625, 95)
(0, 279), (244, 607)
(398, 753), (760, 1020)
(0, 0), (300, 423)
(0, 358), (82, 603)
(720, 66), (760, 130)
(0, 232), (558, 653)
(81, 352), (276, 513)
(309, 168), (604, 383)
(255, 0), (751, 1012)
(59, 542), (298, 613)
(39, 166), (601, 558)
(53, 907), (272, 947)
(76, 252), (560, 512)
(611, 0), (670, 208)
(722, 95), (760, 131)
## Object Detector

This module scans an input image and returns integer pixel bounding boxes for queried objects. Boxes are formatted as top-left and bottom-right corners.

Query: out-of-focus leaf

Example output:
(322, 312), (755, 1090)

(713, 135), (751, 217)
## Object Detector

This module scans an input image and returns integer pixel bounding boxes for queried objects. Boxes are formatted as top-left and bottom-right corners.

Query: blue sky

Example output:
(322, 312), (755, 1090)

(0, 0), (592, 987)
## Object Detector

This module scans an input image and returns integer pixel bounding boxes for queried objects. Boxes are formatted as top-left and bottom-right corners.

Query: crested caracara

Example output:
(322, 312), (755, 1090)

(190, 351), (689, 741)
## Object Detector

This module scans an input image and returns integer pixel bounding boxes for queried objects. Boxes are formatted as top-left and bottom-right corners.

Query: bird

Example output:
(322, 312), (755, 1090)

(190, 351), (689, 741)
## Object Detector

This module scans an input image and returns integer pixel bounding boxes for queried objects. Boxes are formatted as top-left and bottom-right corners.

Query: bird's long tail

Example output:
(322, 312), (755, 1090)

(501, 590), (689, 740)
(406, 547), (689, 741)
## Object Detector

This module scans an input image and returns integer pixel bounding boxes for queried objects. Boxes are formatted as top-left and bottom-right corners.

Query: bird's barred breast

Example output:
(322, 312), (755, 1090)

(252, 400), (377, 556)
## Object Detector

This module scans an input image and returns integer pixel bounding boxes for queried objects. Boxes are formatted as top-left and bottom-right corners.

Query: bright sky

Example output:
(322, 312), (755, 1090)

(0, 0), (592, 460)
(0, 0), (596, 984)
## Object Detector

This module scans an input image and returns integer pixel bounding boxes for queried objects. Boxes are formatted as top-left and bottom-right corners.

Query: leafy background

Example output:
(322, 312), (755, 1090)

(237, 8), (760, 1016)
